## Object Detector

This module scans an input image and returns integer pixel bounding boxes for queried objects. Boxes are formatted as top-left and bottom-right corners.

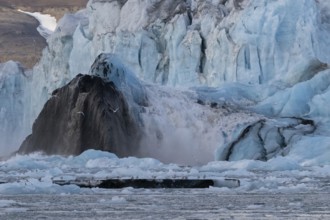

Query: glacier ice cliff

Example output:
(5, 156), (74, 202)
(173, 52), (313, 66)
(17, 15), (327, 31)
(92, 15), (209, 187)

(0, 0), (330, 165)
(19, 53), (262, 165)
(0, 61), (29, 156)
(27, 0), (330, 119)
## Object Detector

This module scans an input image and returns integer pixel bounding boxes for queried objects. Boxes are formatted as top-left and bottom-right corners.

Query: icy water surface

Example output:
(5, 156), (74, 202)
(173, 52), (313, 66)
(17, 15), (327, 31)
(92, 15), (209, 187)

(1, 191), (330, 219)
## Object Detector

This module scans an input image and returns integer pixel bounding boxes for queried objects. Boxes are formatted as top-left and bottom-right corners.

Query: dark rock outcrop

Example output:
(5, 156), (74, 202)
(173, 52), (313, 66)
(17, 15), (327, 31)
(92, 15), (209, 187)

(19, 74), (141, 156)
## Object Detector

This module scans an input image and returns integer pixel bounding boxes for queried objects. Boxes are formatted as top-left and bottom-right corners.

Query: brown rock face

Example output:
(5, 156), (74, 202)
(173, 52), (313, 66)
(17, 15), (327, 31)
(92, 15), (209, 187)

(0, 7), (46, 69)
(19, 74), (141, 156)
(0, 0), (88, 68)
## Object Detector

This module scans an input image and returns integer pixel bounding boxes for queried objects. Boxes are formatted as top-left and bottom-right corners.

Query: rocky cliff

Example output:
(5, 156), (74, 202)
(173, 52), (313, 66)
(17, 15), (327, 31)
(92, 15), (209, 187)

(0, 61), (28, 155)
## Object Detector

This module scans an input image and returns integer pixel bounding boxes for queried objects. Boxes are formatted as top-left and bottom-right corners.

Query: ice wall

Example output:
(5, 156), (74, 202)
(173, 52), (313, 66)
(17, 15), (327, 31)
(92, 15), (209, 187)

(0, 61), (28, 155)
(2, 0), (329, 162)
(27, 0), (330, 121)
(70, 0), (330, 87)
(24, 10), (88, 130)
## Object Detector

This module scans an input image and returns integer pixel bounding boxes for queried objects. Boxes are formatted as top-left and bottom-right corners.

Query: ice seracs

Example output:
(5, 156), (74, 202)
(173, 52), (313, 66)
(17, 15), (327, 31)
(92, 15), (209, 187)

(0, 61), (28, 156)
(27, 0), (330, 121)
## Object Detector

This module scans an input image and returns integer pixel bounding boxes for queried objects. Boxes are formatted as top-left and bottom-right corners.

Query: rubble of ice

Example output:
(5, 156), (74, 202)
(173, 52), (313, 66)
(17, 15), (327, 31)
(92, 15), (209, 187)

(0, 149), (330, 194)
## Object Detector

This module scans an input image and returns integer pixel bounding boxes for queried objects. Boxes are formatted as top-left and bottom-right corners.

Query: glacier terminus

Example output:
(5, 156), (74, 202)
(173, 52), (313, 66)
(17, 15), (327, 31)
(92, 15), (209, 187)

(0, 0), (330, 218)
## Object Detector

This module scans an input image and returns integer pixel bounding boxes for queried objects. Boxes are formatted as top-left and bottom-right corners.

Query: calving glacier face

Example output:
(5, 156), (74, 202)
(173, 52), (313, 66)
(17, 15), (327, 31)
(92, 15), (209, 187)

(24, 10), (88, 130)
(84, 54), (329, 165)
(16, 53), (263, 165)
(0, 62), (28, 155)
(89, 53), (148, 108)
(1, 0), (329, 165)
(69, 0), (330, 86)
(84, 53), (263, 165)
(89, 53), (149, 128)
(138, 83), (261, 165)
(203, 0), (329, 86)
(28, 0), (330, 120)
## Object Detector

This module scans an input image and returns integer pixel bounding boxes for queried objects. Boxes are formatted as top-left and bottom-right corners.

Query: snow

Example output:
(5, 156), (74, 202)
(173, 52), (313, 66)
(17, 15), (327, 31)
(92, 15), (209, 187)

(139, 84), (261, 165)
(17, 9), (57, 39)
(0, 61), (28, 156)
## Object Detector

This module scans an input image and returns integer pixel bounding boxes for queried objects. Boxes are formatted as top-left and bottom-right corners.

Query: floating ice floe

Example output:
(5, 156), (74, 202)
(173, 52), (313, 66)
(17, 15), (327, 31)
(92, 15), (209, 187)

(0, 150), (329, 194)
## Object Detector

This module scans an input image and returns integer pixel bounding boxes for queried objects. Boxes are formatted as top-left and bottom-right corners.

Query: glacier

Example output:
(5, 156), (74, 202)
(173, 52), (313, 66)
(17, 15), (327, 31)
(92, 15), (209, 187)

(0, 0), (330, 168)
(0, 61), (28, 156)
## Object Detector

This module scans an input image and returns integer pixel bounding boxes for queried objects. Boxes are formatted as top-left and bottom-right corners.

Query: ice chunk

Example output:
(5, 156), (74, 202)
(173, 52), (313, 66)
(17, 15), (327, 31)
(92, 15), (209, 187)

(89, 53), (148, 107)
